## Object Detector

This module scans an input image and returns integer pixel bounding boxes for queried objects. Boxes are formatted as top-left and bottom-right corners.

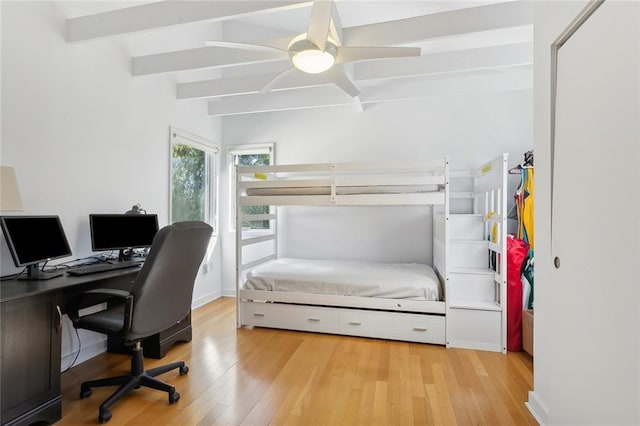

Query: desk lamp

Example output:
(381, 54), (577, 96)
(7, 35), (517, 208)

(0, 166), (24, 211)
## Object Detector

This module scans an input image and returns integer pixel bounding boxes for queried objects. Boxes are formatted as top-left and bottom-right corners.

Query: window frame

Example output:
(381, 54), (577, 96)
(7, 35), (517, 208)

(169, 127), (219, 233)
(228, 143), (275, 232)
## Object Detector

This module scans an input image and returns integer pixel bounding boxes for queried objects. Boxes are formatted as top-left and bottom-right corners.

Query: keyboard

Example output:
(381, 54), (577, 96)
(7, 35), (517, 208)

(67, 261), (143, 276)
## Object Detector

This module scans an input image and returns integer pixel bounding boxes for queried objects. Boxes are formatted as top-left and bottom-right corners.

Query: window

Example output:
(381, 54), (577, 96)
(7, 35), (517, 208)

(170, 128), (218, 231)
(229, 144), (274, 231)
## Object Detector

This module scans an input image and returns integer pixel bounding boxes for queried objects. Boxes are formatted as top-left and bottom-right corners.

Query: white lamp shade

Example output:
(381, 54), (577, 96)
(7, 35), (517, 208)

(0, 166), (24, 211)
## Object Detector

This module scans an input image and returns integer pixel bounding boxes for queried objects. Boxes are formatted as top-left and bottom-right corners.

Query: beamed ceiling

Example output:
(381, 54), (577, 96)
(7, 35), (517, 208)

(64, 1), (533, 117)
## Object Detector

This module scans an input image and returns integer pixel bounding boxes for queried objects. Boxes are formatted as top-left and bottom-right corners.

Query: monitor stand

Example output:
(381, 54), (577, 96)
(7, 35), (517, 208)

(118, 248), (133, 262)
(18, 264), (63, 281)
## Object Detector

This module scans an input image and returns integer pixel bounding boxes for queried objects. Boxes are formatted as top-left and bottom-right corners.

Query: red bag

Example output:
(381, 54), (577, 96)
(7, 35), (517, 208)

(506, 235), (529, 351)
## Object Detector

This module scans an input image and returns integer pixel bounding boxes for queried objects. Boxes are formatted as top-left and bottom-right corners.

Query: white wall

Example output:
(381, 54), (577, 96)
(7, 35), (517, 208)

(221, 90), (533, 295)
(1, 1), (222, 365)
(531, 1), (639, 424)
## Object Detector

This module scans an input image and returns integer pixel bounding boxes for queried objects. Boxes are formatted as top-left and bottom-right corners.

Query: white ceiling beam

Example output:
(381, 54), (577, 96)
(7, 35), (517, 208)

(342, 1), (533, 46)
(178, 43), (532, 99)
(208, 85), (357, 116)
(132, 47), (289, 76)
(354, 42), (532, 81)
(66, 1), (310, 42)
(207, 67), (532, 116)
(360, 67), (531, 102)
(181, 74), (282, 99)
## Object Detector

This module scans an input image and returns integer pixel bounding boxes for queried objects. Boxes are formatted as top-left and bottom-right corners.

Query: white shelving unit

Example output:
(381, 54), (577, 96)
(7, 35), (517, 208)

(434, 154), (508, 353)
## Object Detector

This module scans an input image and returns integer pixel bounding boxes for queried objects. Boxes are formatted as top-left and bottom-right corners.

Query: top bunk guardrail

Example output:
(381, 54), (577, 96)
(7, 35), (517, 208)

(236, 157), (450, 207)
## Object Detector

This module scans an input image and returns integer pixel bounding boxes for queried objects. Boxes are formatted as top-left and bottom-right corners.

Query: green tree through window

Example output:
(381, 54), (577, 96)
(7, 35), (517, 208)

(236, 153), (270, 229)
(172, 144), (207, 222)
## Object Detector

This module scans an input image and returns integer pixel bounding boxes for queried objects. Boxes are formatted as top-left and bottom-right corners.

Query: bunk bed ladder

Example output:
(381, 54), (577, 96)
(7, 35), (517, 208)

(445, 154), (508, 353)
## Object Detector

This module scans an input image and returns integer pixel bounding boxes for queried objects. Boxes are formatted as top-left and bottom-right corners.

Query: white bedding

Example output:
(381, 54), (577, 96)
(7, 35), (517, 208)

(243, 258), (441, 301)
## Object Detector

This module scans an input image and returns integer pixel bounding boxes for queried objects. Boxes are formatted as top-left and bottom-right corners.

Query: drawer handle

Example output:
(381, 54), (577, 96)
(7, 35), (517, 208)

(308, 317), (321, 322)
(253, 313), (265, 317)
(348, 321), (362, 326)
(413, 327), (428, 332)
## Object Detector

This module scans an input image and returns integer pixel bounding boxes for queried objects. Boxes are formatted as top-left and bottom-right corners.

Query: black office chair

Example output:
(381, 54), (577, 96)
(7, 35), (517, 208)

(68, 221), (212, 423)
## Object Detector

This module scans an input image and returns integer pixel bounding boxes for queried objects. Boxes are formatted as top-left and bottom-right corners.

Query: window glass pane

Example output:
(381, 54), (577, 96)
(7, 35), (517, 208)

(236, 152), (270, 229)
(172, 143), (207, 222)
(236, 153), (270, 167)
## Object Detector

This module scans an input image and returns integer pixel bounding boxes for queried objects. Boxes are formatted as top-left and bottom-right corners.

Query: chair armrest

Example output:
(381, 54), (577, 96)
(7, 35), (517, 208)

(67, 288), (134, 335)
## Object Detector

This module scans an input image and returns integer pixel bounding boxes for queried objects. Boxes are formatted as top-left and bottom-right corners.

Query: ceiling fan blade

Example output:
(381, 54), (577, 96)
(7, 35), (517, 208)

(324, 66), (360, 97)
(204, 41), (285, 53)
(260, 36), (295, 51)
(328, 1), (343, 45)
(260, 67), (300, 93)
(306, 0), (333, 51)
(336, 46), (421, 64)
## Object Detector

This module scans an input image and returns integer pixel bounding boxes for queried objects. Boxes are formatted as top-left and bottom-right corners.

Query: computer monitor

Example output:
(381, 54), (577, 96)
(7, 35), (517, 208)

(89, 214), (159, 260)
(0, 215), (73, 280)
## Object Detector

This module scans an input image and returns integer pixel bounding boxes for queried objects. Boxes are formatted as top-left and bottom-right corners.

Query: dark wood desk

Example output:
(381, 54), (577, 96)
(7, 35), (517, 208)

(0, 268), (191, 426)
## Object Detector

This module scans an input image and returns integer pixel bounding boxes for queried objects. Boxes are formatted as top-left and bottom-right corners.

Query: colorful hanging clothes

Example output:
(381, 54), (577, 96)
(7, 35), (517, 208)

(507, 151), (534, 312)
(513, 161), (535, 312)
(515, 167), (534, 249)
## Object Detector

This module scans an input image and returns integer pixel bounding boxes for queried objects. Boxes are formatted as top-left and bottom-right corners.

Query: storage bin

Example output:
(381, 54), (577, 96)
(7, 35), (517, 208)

(522, 309), (534, 356)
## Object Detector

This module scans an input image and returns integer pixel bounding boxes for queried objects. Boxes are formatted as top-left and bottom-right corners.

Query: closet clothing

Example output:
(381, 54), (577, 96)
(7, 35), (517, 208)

(515, 167), (534, 248)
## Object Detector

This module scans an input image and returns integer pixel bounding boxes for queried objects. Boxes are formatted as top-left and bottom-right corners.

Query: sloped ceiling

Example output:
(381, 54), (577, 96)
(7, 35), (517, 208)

(64, 0), (533, 117)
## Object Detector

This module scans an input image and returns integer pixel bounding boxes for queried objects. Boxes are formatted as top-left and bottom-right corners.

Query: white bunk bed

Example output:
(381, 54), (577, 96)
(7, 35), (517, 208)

(235, 155), (509, 351)
(236, 159), (449, 345)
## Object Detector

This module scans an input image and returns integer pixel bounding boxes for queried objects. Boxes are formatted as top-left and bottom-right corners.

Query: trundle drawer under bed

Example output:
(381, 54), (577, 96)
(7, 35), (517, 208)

(240, 301), (445, 345)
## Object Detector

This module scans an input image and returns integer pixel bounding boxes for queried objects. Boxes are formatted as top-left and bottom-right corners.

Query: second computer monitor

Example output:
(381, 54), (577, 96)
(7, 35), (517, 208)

(89, 214), (159, 252)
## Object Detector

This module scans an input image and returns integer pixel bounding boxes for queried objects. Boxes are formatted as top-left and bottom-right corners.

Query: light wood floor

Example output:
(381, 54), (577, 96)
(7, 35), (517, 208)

(59, 297), (536, 425)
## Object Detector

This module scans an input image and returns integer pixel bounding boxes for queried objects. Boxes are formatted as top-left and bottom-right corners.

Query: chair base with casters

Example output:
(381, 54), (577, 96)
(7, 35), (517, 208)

(80, 341), (189, 423)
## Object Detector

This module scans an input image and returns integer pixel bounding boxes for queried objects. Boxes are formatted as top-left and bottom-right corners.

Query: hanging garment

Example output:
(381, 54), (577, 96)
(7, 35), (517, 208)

(514, 167), (534, 249)
(514, 171), (525, 239)
(521, 168), (534, 248)
(506, 235), (529, 352)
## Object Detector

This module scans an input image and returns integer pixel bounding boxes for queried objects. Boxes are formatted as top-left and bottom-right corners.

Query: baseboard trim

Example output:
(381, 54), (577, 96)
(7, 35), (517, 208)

(526, 390), (548, 425)
(192, 291), (221, 309)
(222, 288), (237, 297)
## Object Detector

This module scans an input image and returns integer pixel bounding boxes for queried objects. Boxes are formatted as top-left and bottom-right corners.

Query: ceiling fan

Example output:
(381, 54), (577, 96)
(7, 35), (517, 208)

(206, 0), (421, 97)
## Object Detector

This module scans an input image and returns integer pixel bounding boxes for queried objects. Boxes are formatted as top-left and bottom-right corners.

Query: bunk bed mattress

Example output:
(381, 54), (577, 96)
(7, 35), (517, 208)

(244, 258), (441, 301)
(245, 184), (439, 196)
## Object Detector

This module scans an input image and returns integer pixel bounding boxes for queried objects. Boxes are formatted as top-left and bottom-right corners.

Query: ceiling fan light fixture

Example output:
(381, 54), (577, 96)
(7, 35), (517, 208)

(288, 36), (337, 74)
(292, 50), (335, 74)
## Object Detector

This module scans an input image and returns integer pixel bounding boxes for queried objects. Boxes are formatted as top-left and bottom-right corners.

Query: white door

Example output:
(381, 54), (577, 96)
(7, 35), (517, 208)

(551, 1), (639, 422)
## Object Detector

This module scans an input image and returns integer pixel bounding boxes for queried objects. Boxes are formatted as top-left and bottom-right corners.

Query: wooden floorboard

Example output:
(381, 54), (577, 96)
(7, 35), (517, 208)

(59, 297), (536, 425)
